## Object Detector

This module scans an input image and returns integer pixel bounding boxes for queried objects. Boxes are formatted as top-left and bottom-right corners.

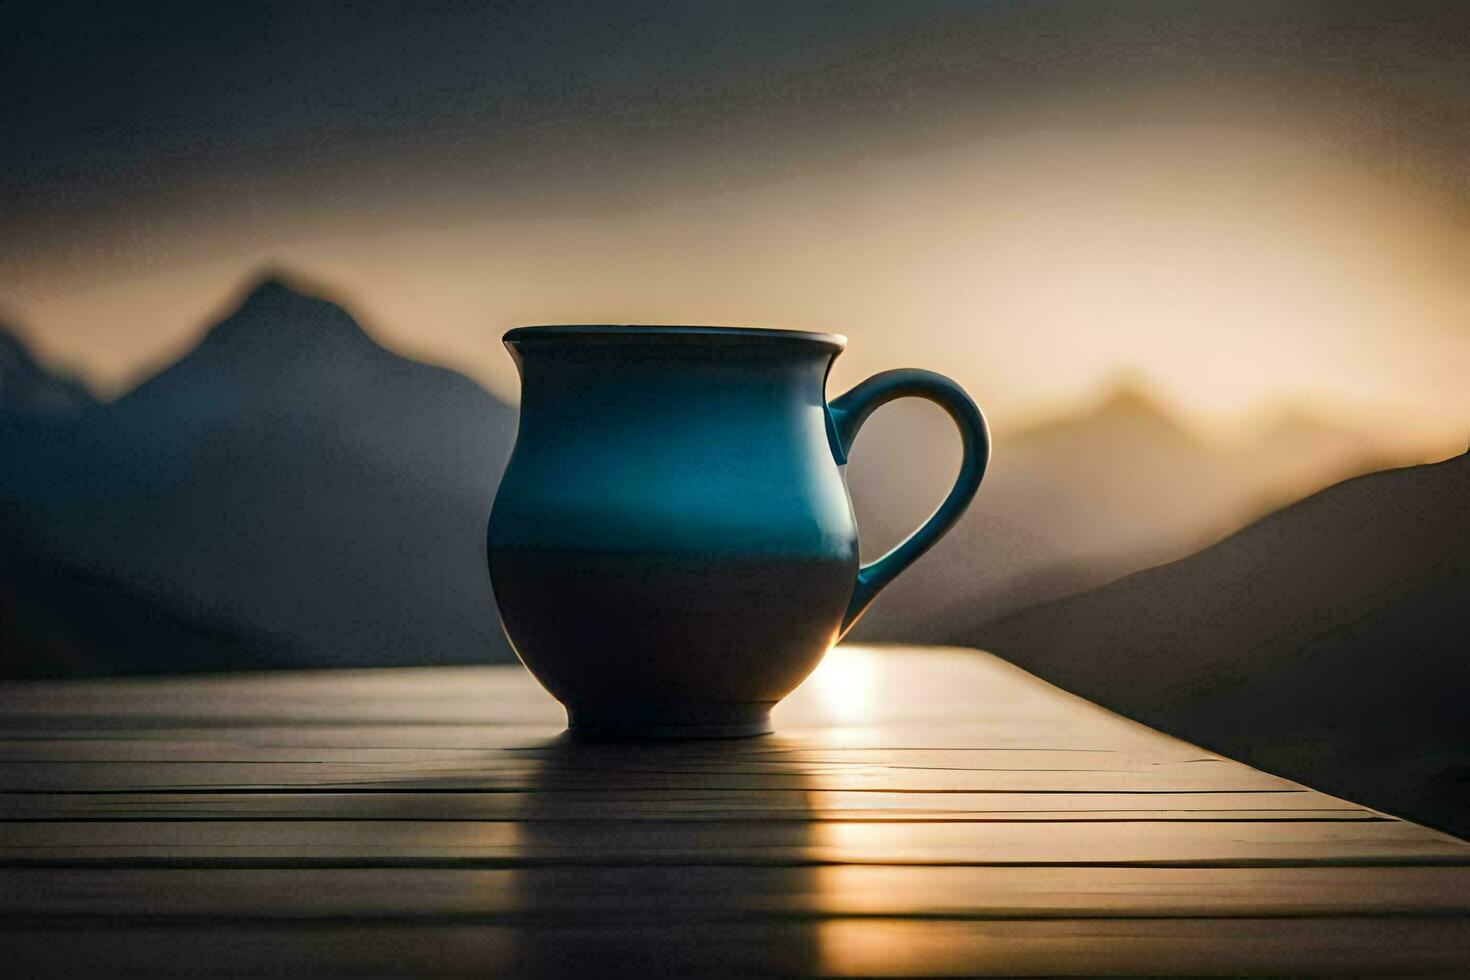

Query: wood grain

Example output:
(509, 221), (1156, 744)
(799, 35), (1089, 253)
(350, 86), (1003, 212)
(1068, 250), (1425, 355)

(1, 644), (1466, 976)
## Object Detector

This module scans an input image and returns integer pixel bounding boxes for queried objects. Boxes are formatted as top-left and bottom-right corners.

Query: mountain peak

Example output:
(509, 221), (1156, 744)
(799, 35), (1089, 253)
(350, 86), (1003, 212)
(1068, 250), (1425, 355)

(1089, 377), (1177, 425)
(1004, 375), (1195, 447)
(238, 271), (301, 304)
(234, 267), (345, 315)
(201, 269), (379, 354)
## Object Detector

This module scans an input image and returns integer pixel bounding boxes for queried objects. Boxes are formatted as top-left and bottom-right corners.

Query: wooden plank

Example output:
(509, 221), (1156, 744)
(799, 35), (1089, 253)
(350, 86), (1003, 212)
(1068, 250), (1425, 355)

(814, 918), (1470, 977)
(0, 722), (1175, 752)
(2, 646), (1466, 976)
(1, 817), (1462, 868)
(3, 918), (1469, 976)
(0, 742), (1212, 766)
(0, 789), (1372, 822)
(5, 866), (1470, 920)
(0, 758), (1300, 793)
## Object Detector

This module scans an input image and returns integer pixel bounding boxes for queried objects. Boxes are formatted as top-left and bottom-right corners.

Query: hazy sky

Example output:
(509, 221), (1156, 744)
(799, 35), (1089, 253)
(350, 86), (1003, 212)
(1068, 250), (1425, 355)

(3, 1), (1467, 447)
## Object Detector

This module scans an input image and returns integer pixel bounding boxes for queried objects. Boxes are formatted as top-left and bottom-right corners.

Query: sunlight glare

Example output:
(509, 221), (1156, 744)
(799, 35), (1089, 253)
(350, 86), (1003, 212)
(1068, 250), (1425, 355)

(804, 645), (882, 724)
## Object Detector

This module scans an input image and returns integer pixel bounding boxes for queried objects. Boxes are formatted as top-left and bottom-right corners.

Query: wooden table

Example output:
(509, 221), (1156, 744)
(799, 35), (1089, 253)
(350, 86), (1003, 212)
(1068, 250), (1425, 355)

(2, 645), (1468, 976)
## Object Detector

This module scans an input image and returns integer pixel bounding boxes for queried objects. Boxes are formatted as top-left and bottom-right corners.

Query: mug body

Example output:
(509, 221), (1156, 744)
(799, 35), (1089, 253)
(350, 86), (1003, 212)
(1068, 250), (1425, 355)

(487, 326), (856, 736)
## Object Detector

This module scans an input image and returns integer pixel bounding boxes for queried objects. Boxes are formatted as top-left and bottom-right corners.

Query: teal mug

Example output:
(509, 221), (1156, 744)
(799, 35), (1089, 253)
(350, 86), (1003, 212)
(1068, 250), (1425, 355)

(487, 326), (989, 737)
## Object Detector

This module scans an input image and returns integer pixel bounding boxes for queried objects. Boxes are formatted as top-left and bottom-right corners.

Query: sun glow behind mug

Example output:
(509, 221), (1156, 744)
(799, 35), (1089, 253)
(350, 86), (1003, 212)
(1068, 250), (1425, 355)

(797, 646), (883, 725)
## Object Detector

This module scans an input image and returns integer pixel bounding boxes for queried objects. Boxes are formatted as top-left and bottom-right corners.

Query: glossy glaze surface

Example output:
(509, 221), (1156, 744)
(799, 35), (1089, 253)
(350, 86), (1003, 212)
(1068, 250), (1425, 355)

(488, 326), (987, 736)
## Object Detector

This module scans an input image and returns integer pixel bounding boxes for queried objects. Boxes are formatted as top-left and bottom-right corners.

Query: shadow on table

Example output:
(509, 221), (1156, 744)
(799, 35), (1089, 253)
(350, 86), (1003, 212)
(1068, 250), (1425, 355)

(504, 732), (823, 977)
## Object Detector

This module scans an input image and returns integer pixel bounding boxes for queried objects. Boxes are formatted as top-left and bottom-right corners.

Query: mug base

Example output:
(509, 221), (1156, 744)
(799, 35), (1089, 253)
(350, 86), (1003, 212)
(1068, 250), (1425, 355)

(565, 703), (774, 739)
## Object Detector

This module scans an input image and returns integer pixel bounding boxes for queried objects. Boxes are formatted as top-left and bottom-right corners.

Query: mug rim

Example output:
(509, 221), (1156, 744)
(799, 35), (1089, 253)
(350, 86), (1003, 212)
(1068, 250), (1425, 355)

(504, 324), (846, 352)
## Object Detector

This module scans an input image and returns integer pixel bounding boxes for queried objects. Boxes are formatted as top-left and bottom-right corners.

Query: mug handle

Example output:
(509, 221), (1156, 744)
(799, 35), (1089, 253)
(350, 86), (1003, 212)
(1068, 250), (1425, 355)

(828, 369), (991, 639)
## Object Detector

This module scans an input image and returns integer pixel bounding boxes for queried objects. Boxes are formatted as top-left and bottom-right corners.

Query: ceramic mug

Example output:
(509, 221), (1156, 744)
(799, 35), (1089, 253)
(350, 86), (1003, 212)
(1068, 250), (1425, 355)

(487, 325), (988, 737)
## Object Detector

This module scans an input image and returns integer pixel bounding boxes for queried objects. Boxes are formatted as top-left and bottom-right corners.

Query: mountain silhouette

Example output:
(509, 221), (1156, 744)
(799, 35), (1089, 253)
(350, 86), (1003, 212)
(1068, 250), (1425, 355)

(844, 379), (1388, 645)
(965, 450), (1470, 838)
(0, 273), (518, 676)
(0, 325), (95, 416)
(0, 277), (1414, 684)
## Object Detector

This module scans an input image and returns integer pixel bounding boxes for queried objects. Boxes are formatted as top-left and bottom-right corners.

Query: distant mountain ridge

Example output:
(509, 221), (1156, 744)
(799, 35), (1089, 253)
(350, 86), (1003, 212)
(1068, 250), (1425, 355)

(844, 378), (1392, 646)
(0, 270), (1409, 678)
(966, 451), (1470, 838)
(1, 273), (519, 676)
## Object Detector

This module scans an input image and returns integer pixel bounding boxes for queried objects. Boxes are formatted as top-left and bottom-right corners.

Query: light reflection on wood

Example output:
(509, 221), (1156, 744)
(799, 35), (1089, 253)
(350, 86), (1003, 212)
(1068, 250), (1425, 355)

(1, 645), (1467, 976)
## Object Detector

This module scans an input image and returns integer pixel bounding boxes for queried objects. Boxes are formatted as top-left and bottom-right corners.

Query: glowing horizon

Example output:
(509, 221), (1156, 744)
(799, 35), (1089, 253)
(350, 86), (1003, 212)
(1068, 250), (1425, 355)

(4, 124), (1466, 457)
(7, 6), (1470, 460)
